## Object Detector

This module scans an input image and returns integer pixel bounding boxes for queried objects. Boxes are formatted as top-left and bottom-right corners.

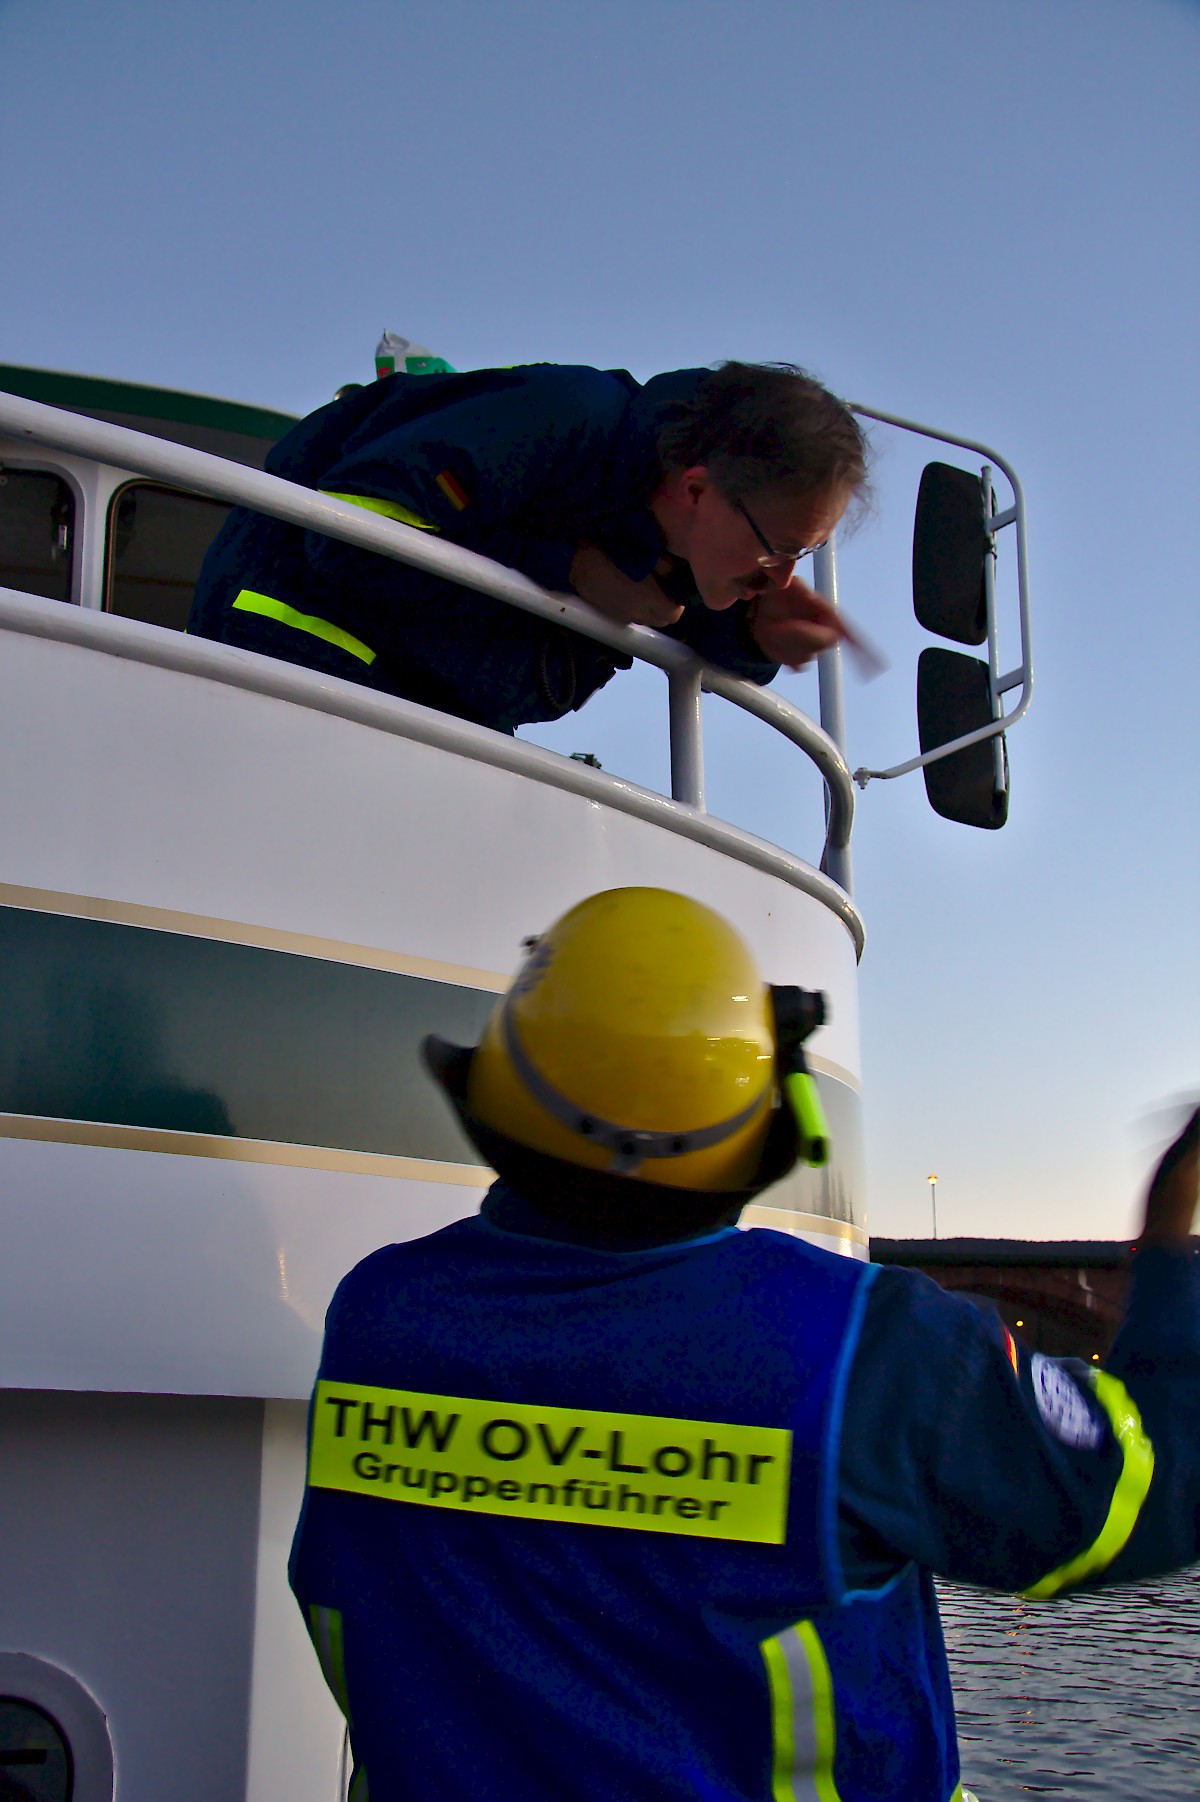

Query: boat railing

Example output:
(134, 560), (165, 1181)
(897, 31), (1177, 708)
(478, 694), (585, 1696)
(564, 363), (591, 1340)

(0, 390), (855, 886)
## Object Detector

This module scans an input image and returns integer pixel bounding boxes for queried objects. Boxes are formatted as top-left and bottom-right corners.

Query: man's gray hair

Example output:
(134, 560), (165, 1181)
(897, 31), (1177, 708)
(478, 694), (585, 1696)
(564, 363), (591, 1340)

(657, 361), (869, 507)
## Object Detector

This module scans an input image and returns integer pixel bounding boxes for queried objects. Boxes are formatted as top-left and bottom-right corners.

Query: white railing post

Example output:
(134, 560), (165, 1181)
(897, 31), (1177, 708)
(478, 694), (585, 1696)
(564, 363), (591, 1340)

(668, 665), (705, 809)
(813, 538), (853, 895)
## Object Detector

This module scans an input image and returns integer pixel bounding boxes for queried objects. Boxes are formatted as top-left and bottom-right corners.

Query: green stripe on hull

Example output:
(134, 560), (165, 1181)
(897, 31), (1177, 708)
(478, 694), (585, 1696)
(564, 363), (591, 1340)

(0, 905), (864, 1214)
(0, 904), (492, 1163)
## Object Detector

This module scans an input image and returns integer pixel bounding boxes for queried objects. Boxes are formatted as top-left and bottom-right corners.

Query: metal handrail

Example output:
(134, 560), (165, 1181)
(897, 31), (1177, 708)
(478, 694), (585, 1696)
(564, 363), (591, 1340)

(847, 400), (1033, 785)
(0, 390), (855, 865)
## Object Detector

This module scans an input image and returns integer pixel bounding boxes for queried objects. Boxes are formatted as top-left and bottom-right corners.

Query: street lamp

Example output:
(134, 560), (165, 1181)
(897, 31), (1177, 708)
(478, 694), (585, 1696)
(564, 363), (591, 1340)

(928, 1174), (939, 1241)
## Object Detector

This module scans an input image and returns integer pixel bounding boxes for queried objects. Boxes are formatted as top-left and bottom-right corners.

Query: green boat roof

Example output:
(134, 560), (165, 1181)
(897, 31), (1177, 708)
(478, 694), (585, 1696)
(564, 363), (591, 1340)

(0, 364), (298, 440)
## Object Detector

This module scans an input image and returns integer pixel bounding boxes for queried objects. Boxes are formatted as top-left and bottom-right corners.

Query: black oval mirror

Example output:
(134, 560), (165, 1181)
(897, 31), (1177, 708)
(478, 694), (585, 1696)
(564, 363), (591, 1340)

(913, 462), (988, 645)
(917, 648), (1008, 829)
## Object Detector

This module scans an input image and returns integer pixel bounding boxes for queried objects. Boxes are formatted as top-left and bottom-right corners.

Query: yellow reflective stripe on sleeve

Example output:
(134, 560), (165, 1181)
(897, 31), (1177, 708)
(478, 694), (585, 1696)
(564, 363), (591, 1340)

(762, 1636), (798, 1801)
(320, 490), (440, 532)
(309, 1379), (791, 1544)
(232, 590), (376, 666)
(1023, 1370), (1155, 1599)
(307, 1604), (352, 1722)
(761, 1621), (841, 1802)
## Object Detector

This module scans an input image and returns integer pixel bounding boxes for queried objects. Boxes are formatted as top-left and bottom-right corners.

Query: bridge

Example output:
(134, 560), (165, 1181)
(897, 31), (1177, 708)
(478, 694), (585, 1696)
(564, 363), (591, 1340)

(869, 1239), (1135, 1362)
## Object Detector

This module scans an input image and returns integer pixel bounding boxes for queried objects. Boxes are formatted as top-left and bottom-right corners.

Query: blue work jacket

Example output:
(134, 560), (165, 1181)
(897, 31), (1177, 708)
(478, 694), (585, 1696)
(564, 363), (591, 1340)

(289, 1183), (1200, 1801)
(188, 365), (779, 732)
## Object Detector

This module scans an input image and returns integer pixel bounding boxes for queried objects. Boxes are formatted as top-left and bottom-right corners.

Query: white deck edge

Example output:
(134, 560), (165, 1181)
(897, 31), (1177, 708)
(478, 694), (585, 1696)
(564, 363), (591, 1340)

(0, 585), (865, 956)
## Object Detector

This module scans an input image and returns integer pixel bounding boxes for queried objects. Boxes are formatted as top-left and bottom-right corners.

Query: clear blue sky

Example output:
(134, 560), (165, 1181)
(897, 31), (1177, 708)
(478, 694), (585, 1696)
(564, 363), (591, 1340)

(2, 0), (1196, 1239)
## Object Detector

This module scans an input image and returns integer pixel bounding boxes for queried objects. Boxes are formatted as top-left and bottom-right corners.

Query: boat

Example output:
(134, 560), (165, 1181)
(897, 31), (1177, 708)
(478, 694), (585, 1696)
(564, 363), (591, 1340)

(0, 358), (1030, 1799)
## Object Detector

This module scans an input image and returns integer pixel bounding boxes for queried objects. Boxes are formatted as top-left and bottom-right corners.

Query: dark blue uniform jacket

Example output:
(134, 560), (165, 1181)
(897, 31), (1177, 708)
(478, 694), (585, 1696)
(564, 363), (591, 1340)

(289, 1181), (1200, 1800)
(188, 366), (779, 732)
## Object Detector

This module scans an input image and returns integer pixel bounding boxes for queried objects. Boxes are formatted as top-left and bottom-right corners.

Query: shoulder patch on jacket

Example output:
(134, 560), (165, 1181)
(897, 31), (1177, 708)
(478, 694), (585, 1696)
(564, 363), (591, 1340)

(1031, 1354), (1105, 1449)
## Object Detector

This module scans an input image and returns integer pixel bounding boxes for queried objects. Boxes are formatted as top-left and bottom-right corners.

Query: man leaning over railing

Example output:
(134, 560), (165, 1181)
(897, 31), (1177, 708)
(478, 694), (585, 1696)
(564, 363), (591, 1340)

(187, 360), (867, 734)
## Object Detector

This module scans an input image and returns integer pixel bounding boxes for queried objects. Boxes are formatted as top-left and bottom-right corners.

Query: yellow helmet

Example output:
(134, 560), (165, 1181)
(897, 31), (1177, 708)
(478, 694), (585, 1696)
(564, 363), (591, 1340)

(466, 888), (776, 1191)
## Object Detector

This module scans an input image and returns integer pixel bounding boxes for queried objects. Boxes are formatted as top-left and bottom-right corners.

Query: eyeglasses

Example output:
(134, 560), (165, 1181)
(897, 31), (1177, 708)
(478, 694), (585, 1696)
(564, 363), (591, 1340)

(736, 499), (826, 572)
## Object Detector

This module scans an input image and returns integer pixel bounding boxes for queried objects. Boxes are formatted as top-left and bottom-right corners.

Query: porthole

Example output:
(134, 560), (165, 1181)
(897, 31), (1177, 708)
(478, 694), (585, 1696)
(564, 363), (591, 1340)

(0, 1661), (110, 1802)
(0, 1698), (72, 1802)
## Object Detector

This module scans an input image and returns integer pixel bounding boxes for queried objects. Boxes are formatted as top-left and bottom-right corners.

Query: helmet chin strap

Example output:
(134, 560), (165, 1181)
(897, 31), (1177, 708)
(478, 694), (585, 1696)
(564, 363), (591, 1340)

(500, 999), (768, 1178)
(768, 986), (832, 1168)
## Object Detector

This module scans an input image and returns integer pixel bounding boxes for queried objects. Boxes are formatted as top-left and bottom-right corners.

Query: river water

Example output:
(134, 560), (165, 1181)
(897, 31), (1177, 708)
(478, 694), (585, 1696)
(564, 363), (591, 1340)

(939, 1571), (1200, 1798)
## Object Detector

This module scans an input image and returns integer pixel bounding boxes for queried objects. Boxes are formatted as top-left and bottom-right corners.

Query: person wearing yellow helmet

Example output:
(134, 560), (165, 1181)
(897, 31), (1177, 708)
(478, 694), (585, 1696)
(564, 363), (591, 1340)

(429, 888), (831, 1246)
(468, 887), (779, 1190)
(290, 890), (1200, 1802)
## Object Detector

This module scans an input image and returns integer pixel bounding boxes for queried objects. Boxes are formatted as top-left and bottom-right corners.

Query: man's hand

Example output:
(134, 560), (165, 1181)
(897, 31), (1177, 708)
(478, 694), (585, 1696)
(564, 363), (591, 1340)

(569, 544), (684, 630)
(746, 578), (848, 670)
(1138, 1107), (1199, 1249)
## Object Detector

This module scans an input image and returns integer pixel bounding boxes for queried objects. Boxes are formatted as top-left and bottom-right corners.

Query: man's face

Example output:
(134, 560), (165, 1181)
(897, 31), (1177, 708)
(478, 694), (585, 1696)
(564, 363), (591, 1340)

(656, 470), (851, 611)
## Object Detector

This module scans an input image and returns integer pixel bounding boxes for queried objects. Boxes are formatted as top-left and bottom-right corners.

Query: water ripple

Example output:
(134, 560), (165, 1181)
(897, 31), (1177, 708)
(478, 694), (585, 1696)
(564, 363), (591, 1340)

(939, 1570), (1200, 1799)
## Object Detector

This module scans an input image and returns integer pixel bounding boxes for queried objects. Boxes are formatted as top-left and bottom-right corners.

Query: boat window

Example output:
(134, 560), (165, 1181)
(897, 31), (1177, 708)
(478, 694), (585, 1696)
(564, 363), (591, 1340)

(0, 469), (75, 604)
(105, 482), (230, 632)
(0, 1697), (73, 1801)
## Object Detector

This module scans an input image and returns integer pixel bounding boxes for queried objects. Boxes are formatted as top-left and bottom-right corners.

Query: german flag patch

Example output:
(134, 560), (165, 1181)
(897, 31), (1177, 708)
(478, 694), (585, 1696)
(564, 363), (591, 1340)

(436, 469), (470, 511)
(1002, 1327), (1019, 1374)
